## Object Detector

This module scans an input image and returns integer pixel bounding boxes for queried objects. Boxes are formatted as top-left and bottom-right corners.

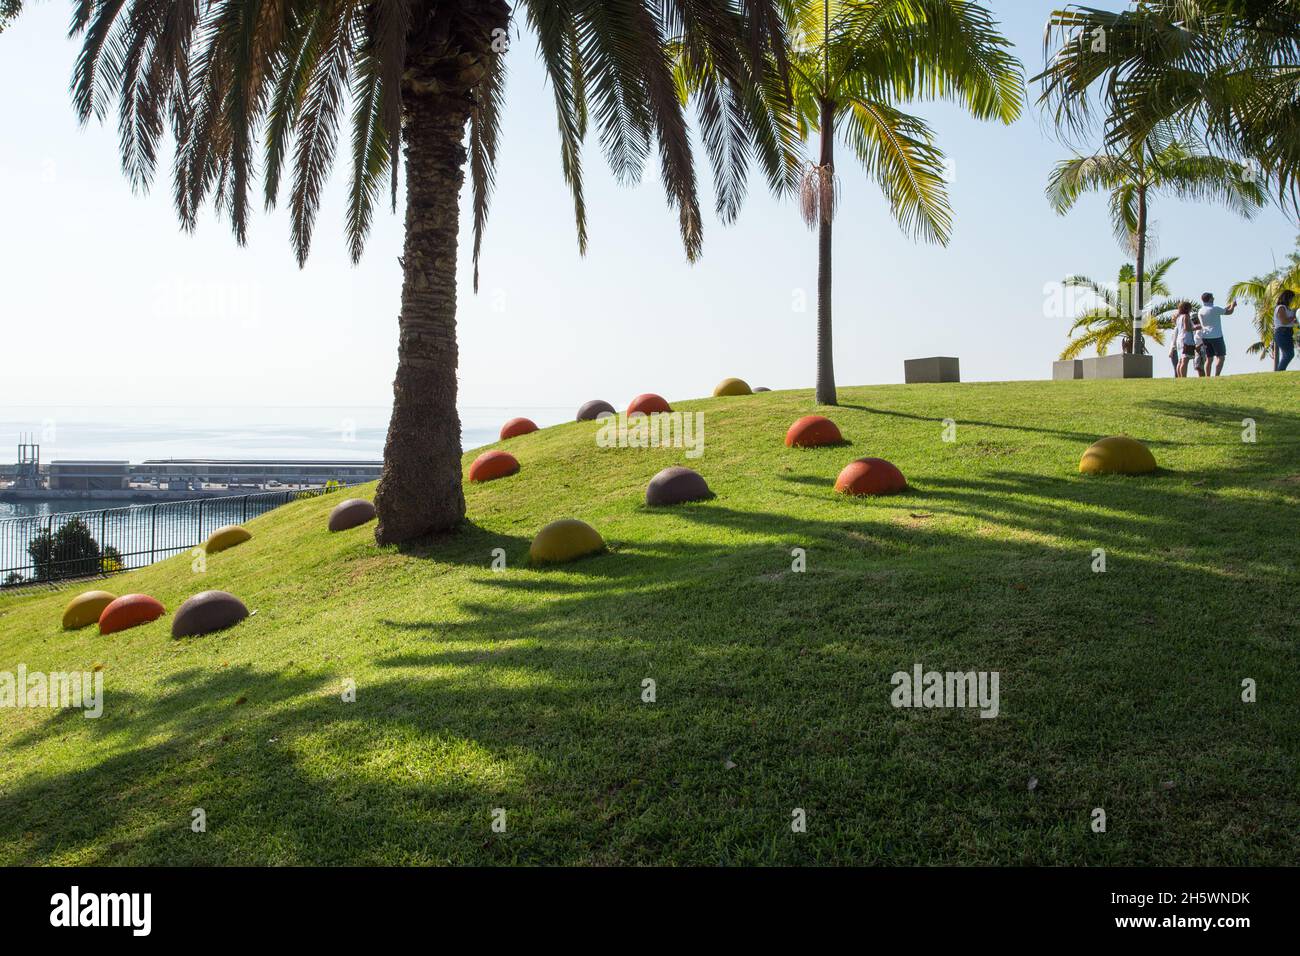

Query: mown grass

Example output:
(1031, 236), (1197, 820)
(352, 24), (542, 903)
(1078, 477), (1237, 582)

(1, 375), (1297, 865)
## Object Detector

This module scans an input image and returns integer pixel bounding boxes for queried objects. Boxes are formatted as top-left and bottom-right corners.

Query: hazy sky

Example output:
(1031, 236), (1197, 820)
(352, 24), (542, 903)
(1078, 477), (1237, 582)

(1, 1), (1296, 414)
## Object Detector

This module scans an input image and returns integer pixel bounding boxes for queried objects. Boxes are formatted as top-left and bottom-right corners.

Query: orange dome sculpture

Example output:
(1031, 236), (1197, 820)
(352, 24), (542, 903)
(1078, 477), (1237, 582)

(785, 415), (843, 448)
(500, 417), (539, 440)
(99, 594), (166, 635)
(627, 393), (671, 417)
(469, 450), (520, 483)
(834, 458), (906, 496)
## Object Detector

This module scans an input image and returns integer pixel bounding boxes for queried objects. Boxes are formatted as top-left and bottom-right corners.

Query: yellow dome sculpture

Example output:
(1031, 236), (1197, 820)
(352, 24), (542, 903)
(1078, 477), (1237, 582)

(1079, 436), (1157, 475)
(62, 590), (118, 629)
(205, 524), (252, 553)
(529, 519), (605, 565)
(713, 377), (752, 396)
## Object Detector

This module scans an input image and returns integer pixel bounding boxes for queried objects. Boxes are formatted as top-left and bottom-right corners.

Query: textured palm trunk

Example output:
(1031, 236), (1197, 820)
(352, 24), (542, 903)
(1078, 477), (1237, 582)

(1133, 185), (1148, 356)
(374, 0), (509, 545)
(815, 98), (837, 406)
(374, 91), (471, 545)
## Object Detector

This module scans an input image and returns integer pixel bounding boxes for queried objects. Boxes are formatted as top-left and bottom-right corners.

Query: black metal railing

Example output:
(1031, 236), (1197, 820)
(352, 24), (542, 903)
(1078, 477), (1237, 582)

(0, 485), (351, 588)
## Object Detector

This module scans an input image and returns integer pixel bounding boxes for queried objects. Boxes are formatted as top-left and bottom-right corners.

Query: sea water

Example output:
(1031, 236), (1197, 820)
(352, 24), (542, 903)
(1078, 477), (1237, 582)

(0, 404), (569, 519)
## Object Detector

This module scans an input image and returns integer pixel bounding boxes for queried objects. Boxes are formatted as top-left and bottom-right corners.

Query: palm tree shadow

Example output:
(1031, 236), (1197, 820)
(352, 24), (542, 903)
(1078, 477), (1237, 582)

(394, 519), (532, 567)
(836, 403), (1104, 445)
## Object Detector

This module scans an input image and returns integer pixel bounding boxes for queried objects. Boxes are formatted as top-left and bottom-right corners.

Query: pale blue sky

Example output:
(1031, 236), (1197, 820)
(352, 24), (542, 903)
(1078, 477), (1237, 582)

(1, 0), (1296, 414)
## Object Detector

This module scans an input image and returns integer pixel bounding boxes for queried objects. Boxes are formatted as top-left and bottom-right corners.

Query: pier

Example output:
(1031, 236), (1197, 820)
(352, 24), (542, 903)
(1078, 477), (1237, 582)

(0, 443), (382, 502)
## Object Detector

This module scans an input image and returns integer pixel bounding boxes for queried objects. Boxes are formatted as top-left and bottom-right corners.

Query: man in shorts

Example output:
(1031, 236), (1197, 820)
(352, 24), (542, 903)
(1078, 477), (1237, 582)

(1197, 292), (1238, 376)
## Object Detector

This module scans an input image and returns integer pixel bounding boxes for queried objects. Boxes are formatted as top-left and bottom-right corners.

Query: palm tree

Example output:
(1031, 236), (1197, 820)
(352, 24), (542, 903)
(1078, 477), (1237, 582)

(1229, 238), (1300, 363)
(1046, 137), (1267, 354)
(1037, 1), (1300, 213)
(771, 0), (1023, 405)
(10, 1), (797, 545)
(1059, 258), (1183, 360)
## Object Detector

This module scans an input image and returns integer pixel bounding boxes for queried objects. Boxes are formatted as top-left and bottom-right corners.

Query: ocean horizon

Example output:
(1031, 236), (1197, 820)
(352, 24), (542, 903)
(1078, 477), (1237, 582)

(0, 404), (571, 519)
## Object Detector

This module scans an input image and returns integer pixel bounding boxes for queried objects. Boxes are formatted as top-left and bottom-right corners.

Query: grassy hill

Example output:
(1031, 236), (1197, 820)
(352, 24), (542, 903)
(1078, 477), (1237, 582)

(1, 375), (1297, 865)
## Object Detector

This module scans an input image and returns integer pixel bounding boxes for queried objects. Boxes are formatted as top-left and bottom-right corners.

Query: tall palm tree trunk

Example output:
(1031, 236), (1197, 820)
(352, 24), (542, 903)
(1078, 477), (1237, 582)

(1133, 185), (1148, 355)
(374, 88), (472, 545)
(815, 98), (837, 406)
(373, 1), (510, 545)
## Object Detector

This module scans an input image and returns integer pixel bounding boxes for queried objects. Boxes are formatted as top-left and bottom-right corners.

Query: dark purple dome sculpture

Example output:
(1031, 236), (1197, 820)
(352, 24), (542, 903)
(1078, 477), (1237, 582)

(172, 590), (250, 638)
(645, 466), (713, 506)
(329, 498), (376, 532)
(576, 399), (617, 421)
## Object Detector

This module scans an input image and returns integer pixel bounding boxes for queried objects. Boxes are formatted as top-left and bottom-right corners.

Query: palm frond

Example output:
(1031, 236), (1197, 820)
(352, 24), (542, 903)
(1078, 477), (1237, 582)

(1037, 0), (1300, 214)
(468, 40), (506, 289)
(525, 0), (588, 254)
(63, 0), (798, 271)
(1063, 273), (1118, 310)
(288, 0), (352, 265)
(1060, 325), (1106, 360)
(832, 0), (1024, 123)
(1146, 255), (1178, 289)
(0, 0), (23, 33)
(840, 96), (951, 245)
(629, 2), (703, 260)
(345, 5), (398, 265)
(572, 3), (652, 186)
(1045, 152), (1132, 213)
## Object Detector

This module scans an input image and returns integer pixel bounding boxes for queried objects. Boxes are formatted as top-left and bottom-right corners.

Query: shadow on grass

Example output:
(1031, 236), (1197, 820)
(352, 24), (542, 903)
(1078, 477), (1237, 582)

(837, 403), (1106, 446)
(1, 400), (1298, 865)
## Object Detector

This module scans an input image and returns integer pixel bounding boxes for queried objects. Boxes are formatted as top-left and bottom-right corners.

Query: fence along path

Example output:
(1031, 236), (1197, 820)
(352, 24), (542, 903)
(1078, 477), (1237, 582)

(0, 486), (348, 586)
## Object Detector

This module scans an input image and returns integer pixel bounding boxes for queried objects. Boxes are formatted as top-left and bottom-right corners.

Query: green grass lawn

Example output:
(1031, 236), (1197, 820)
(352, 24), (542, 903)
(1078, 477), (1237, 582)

(1, 375), (1297, 865)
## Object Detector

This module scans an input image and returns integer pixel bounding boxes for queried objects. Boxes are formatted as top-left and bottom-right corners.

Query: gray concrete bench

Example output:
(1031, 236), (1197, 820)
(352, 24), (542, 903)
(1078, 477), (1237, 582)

(904, 356), (960, 383)
(1053, 359), (1083, 380)
(1080, 354), (1152, 379)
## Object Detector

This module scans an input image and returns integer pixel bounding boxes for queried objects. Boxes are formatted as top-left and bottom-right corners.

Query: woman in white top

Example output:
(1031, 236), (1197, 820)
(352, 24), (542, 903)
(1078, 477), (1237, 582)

(1172, 302), (1199, 378)
(1274, 289), (1296, 371)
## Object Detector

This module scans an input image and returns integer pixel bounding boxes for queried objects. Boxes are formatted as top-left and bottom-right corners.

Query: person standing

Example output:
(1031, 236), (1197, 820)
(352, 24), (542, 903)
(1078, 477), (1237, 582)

(1171, 302), (1199, 378)
(1275, 290), (1297, 371)
(1198, 293), (1238, 376)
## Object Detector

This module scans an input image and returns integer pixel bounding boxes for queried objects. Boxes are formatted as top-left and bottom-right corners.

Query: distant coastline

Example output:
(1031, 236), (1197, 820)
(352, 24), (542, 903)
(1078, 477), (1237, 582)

(0, 405), (570, 519)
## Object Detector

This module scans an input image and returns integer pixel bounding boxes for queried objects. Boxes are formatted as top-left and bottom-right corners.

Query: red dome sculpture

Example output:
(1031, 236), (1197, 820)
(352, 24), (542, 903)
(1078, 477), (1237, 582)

(834, 458), (906, 496)
(500, 417), (539, 440)
(627, 393), (671, 417)
(469, 450), (520, 483)
(99, 594), (166, 635)
(785, 415), (843, 448)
